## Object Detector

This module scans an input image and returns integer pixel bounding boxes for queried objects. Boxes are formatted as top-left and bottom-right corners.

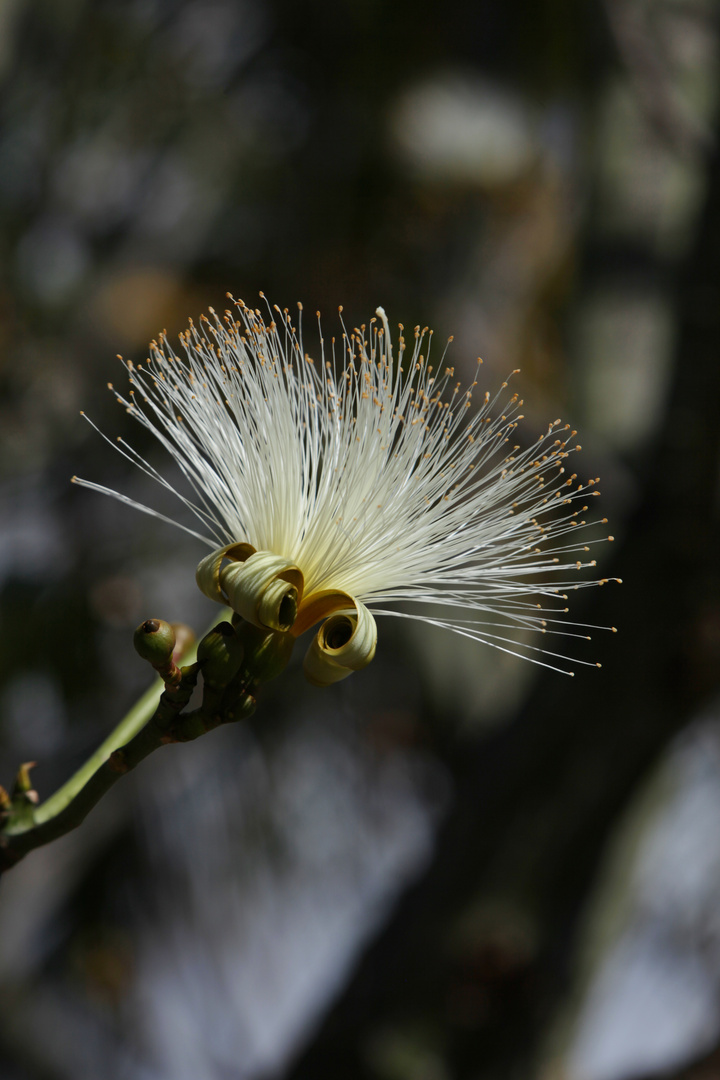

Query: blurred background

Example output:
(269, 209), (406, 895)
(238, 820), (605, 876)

(1, 0), (720, 1077)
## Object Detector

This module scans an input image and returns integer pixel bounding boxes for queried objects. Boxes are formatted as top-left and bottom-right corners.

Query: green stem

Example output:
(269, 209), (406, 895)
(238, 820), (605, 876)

(0, 610), (293, 875)
(0, 661), (203, 868)
(32, 676), (167, 828)
(0, 618), (221, 872)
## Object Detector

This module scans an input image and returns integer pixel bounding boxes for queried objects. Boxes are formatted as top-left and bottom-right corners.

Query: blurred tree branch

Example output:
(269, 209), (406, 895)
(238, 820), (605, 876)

(284, 87), (720, 1080)
(604, 0), (714, 157)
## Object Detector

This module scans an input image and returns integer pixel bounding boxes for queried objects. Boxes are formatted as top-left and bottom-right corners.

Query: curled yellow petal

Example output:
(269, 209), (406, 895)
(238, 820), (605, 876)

(196, 545), (304, 632)
(291, 589), (359, 638)
(222, 552), (303, 631)
(303, 598), (377, 686)
(196, 542), (256, 604)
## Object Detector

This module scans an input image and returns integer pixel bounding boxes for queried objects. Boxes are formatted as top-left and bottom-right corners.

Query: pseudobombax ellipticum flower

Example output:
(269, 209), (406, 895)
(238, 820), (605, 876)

(75, 295), (618, 686)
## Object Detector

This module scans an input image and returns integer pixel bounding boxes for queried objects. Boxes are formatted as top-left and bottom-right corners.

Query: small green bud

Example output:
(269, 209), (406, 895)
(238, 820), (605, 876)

(197, 622), (244, 689)
(223, 691), (257, 723)
(13, 761), (36, 795)
(133, 619), (177, 667)
(12, 762), (39, 804)
(234, 620), (295, 684)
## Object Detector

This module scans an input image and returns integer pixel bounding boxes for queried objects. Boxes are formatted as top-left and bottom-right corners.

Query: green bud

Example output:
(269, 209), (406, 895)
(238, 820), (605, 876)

(13, 761), (36, 795)
(222, 691), (257, 723)
(234, 620), (295, 684)
(133, 619), (176, 667)
(12, 762), (39, 805)
(197, 622), (244, 689)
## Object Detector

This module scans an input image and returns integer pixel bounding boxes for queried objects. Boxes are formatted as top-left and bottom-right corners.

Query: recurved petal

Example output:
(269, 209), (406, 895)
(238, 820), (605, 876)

(220, 550), (304, 632)
(303, 598), (377, 686)
(196, 542), (257, 604)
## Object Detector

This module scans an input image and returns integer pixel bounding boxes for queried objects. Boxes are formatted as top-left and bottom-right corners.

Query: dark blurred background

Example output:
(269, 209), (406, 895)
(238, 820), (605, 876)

(1, 1), (720, 1078)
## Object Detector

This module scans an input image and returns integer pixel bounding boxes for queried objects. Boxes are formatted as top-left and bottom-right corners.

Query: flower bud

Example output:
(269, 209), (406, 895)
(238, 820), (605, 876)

(133, 619), (176, 668)
(12, 761), (39, 805)
(234, 620), (296, 684)
(197, 622), (244, 690)
(222, 690), (256, 723)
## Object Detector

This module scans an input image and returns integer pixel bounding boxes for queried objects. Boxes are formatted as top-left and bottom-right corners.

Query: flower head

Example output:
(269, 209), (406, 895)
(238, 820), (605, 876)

(75, 296), (618, 685)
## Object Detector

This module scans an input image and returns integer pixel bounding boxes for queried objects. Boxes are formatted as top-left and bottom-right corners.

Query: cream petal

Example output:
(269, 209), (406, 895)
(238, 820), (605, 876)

(197, 545), (304, 632)
(222, 551), (303, 631)
(303, 598), (377, 686)
(195, 542), (257, 604)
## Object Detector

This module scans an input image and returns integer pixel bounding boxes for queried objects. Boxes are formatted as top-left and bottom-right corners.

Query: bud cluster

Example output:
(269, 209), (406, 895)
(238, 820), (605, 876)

(132, 612), (296, 741)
